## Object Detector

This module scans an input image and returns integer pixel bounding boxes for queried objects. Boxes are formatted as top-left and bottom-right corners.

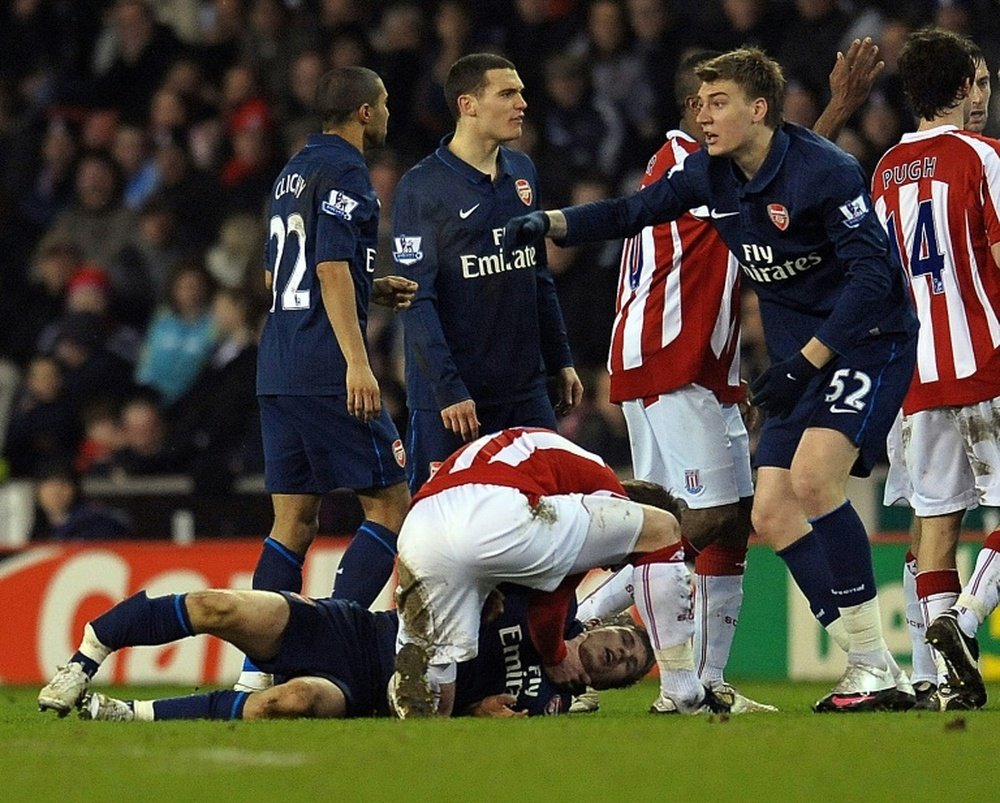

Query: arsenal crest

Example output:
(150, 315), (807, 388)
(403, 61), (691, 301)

(515, 178), (533, 206)
(392, 439), (406, 467)
(767, 203), (789, 231)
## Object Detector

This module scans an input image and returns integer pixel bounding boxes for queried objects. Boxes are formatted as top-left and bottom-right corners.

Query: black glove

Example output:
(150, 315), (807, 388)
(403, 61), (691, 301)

(749, 352), (820, 418)
(503, 211), (550, 251)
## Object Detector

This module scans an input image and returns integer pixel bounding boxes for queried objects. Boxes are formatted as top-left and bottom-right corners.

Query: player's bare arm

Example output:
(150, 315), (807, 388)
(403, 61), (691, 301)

(814, 37), (884, 140)
(553, 366), (583, 416)
(372, 275), (418, 310)
(440, 398), (480, 441)
(317, 259), (381, 421)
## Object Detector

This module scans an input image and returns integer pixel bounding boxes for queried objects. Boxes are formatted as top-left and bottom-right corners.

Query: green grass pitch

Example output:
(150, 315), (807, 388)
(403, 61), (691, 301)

(3, 680), (996, 802)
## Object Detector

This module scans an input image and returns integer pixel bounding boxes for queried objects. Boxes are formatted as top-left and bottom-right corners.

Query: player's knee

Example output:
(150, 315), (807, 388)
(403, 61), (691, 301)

(257, 679), (320, 719)
(185, 590), (239, 629)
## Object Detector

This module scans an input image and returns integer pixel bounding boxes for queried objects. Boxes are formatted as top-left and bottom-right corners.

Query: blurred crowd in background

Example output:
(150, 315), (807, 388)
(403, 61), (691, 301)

(1, 0), (998, 538)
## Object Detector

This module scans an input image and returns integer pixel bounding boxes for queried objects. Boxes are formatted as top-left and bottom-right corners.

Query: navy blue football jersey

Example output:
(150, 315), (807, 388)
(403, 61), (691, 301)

(561, 124), (918, 360)
(453, 587), (579, 717)
(391, 137), (573, 411)
(269, 590), (577, 717)
(257, 134), (380, 395)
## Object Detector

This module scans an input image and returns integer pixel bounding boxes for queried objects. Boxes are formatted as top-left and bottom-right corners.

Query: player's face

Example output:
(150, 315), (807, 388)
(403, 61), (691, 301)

(579, 626), (650, 689)
(694, 79), (760, 158)
(363, 82), (390, 148)
(470, 68), (527, 143)
(967, 59), (991, 134)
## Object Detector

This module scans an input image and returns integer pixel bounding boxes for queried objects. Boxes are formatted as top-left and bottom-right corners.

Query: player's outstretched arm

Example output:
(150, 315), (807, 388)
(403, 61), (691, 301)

(814, 37), (884, 140)
(466, 693), (529, 718)
(503, 210), (568, 250)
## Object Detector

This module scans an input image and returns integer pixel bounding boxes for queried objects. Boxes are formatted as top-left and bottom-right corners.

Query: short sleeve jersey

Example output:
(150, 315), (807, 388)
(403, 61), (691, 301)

(257, 133), (380, 395)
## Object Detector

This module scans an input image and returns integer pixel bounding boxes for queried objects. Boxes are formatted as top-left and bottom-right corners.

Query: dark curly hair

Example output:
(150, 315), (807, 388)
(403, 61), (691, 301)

(621, 478), (686, 524)
(899, 27), (977, 121)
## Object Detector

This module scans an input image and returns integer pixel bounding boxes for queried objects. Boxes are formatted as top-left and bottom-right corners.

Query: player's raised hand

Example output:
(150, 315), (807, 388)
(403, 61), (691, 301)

(373, 275), (418, 310)
(749, 352), (820, 419)
(503, 211), (550, 251)
(830, 37), (884, 109)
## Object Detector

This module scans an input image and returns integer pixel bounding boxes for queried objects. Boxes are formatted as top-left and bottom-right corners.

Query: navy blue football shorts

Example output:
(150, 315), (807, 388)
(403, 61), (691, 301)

(754, 333), (917, 478)
(259, 395), (407, 493)
(256, 593), (398, 718)
(405, 393), (557, 493)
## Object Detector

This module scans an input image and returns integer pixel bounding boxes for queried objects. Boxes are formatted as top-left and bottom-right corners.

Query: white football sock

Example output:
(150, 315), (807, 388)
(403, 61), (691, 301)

(955, 543), (1000, 637)
(631, 559), (699, 703)
(575, 567), (634, 623)
(903, 556), (937, 684)
(692, 572), (742, 687)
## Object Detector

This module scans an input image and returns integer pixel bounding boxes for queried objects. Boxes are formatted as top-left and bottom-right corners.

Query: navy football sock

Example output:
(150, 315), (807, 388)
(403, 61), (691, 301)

(152, 690), (249, 720)
(775, 531), (840, 626)
(810, 500), (877, 608)
(330, 521), (398, 606)
(89, 591), (193, 651)
(252, 536), (304, 593)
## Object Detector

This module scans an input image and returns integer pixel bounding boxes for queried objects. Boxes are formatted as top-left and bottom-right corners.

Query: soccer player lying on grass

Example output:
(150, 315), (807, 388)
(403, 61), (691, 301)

(37, 585), (653, 721)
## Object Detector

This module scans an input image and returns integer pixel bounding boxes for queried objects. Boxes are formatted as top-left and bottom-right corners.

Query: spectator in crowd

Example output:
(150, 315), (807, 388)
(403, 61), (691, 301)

(35, 151), (137, 276)
(37, 264), (142, 366)
(410, 0), (474, 156)
(568, 0), (660, 160)
(88, 0), (184, 125)
(93, 393), (180, 479)
(204, 212), (266, 295)
(152, 136), (223, 250)
(778, 0), (851, 104)
(220, 95), (282, 216)
(75, 398), (124, 477)
(15, 116), (81, 244)
(2, 241), (80, 367)
(134, 260), (217, 407)
(109, 195), (191, 329)
(537, 53), (624, 204)
(625, 0), (686, 133)
(4, 354), (80, 478)
(110, 123), (160, 210)
(30, 459), (132, 540)
(167, 287), (262, 492)
(50, 310), (138, 416)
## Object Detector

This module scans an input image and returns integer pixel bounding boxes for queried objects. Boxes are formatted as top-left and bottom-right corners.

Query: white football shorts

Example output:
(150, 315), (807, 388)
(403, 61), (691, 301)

(395, 484), (644, 666)
(622, 384), (753, 509)
(884, 399), (1000, 516)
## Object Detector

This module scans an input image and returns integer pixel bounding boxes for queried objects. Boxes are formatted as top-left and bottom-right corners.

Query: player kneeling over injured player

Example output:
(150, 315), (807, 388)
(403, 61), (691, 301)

(390, 427), (733, 718)
(37, 585), (652, 721)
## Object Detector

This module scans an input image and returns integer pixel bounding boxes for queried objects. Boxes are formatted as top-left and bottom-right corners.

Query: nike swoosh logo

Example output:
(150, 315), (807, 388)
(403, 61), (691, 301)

(459, 204), (481, 219)
(710, 209), (739, 219)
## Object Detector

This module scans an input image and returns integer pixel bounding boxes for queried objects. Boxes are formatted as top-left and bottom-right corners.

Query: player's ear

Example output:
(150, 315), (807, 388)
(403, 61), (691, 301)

(457, 93), (476, 118)
(751, 97), (768, 124)
(359, 103), (373, 124)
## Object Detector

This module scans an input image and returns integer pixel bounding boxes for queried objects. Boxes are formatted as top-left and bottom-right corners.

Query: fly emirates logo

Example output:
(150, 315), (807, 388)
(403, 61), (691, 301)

(460, 227), (538, 279)
(739, 243), (822, 283)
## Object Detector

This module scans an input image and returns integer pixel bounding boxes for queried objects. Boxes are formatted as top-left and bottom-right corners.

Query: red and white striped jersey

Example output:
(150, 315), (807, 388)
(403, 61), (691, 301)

(412, 427), (625, 506)
(607, 131), (742, 405)
(872, 126), (1000, 413)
